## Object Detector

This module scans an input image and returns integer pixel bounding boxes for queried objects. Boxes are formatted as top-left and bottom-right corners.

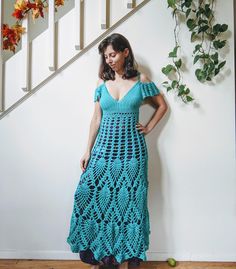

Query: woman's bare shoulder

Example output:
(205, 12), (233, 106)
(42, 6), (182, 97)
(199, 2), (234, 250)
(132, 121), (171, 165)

(96, 78), (104, 87)
(139, 72), (152, 83)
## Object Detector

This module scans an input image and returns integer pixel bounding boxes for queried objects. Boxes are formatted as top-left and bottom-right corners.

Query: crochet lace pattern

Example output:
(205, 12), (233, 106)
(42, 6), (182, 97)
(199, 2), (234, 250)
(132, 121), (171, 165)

(67, 74), (160, 265)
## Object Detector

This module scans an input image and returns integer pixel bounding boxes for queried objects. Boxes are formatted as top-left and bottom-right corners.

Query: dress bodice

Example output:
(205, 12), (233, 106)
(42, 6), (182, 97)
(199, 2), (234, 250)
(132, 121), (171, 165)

(94, 75), (161, 114)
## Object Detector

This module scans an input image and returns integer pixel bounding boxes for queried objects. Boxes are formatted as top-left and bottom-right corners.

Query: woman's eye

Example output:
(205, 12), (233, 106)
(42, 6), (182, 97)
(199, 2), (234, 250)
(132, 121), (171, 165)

(104, 54), (116, 59)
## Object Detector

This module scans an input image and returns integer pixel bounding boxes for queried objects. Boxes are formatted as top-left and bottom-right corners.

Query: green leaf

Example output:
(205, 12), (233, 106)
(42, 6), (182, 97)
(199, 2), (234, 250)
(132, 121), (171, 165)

(210, 52), (218, 64)
(209, 62), (215, 72)
(193, 55), (200, 64)
(186, 8), (191, 18)
(167, 0), (176, 8)
(201, 71), (207, 80)
(196, 7), (205, 17)
(195, 68), (201, 76)
(167, 86), (172, 91)
(219, 40), (226, 48)
(195, 69), (206, 81)
(180, 2), (185, 9)
(161, 67), (167, 75)
(203, 63), (208, 71)
(213, 24), (221, 34)
(171, 80), (178, 88)
(186, 96), (194, 102)
(185, 0), (192, 8)
(174, 59), (182, 68)
(177, 90), (184, 96)
(187, 18), (195, 30)
(193, 44), (201, 53)
(213, 40), (220, 49)
(181, 0), (192, 8)
(162, 83), (170, 88)
(168, 52), (176, 58)
(204, 4), (212, 18)
(198, 19), (208, 25)
(185, 88), (190, 94)
(213, 24), (228, 34)
(218, 60), (226, 69)
(220, 24), (228, 32)
(214, 68), (220, 75)
(168, 46), (179, 58)
(201, 54), (209, 59)
(213, 40), (226, 50)
(179, 84), (186, 93)
(162, 64), (176, 75)
(198, 25), (209, 34)
(191, 31), (197, 42)
(211, 52), (219, 61)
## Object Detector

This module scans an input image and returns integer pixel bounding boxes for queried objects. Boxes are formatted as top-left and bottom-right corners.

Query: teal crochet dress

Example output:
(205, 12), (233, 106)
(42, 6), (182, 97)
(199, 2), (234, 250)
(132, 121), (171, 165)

(67, 73), (160, 267)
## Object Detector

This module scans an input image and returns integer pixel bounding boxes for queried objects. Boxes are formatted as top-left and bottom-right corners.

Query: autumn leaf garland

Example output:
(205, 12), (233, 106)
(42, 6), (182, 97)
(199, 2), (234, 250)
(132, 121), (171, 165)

(1, 0), (65, 53)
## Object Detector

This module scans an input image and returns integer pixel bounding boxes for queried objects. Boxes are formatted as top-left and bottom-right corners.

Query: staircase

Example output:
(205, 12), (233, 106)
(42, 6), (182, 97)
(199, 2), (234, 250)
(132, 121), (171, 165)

(0, 0), (150, 120)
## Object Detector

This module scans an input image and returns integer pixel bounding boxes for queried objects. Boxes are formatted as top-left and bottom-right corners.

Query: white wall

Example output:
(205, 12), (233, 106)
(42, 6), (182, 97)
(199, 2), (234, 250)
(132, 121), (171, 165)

(0, 0), (235, 262)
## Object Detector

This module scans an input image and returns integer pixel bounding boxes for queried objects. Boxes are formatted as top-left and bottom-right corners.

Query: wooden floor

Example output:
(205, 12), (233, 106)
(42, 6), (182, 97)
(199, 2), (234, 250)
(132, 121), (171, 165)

(0, 260), (236, 269)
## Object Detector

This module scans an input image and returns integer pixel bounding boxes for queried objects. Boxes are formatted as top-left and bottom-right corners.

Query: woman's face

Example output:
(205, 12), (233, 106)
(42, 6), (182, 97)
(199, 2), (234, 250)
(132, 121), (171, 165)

(103, 44), (129, 72)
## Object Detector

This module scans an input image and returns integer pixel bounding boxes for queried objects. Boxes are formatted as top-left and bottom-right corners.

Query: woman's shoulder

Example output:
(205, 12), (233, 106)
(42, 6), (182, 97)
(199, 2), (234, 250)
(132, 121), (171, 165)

(139, 72), (152, 83)
(96, 78), (105, 88)
(138, 72), (161, 100)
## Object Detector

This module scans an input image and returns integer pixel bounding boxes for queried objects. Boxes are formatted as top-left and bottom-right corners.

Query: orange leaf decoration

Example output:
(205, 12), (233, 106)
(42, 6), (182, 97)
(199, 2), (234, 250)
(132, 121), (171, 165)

(55, 0), (65, 7)
(2, 0), (66, 52)
(30, 0), (45, 22)
(12, 9), (24, 19)
(14, 0), (28, 11)
(2, 23), (26, 53)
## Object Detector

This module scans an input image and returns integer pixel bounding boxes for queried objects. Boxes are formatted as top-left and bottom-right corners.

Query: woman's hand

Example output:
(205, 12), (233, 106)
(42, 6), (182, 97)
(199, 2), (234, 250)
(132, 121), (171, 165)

(136, 122), (150, 136)
(80, 151), (91, 172)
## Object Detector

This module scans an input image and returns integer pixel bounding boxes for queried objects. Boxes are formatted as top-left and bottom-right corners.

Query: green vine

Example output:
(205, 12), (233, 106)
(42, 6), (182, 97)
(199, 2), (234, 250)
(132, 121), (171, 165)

(162, 0), (229, 103)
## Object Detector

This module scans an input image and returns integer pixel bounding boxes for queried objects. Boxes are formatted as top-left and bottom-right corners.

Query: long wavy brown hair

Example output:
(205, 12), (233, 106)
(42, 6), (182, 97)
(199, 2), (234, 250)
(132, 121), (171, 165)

(98, 33), (139, 81)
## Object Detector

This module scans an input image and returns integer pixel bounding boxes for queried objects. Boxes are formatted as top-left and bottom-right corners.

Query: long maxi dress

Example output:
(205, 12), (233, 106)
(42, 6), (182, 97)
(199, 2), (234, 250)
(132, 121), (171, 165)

(66, 72), (160, 267)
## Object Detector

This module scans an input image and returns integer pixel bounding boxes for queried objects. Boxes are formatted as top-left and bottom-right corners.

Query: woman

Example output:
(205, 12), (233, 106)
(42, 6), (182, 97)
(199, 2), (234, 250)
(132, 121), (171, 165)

(67, 33), (168, 269)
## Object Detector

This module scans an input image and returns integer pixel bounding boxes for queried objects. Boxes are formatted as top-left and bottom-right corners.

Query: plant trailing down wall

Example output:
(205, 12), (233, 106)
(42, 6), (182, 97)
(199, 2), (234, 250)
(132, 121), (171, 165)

(1, 0), (65, 53)
(162, 0), (229, 103)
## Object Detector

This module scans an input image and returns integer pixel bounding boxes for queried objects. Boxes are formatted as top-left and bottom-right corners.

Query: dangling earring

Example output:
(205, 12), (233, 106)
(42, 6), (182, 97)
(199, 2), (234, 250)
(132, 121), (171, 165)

(125, 57), (132, 71)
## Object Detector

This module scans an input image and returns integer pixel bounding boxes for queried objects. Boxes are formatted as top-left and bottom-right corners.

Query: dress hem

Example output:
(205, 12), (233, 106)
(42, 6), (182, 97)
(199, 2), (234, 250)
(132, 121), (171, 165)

(66, 237), (148, 265)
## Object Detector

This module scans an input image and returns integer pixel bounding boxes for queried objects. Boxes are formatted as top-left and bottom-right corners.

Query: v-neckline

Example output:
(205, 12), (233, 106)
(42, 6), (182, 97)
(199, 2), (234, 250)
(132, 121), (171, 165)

(103, 80), (140, 103)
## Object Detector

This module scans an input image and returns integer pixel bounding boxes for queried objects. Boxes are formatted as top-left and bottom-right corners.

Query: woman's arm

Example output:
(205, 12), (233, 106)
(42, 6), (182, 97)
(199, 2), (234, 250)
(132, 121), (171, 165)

(85, 79), (103, 154)
(136, 73), (168, 135)
(144, 95), (167, 134)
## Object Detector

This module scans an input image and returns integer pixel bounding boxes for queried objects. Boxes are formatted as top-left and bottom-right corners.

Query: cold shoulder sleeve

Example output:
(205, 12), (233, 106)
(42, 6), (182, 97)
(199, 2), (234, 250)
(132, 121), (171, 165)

(140, 81), (160, 100)
(94, 85), (102, 102)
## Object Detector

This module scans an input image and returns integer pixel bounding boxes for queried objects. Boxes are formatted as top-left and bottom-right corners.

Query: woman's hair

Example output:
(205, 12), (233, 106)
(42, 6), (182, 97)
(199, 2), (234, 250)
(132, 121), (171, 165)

(98, 33), (139, 81)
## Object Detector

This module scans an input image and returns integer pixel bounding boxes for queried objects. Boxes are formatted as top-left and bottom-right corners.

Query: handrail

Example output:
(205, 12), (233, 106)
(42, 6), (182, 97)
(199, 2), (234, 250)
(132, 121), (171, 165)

(0, 0), (151, 120)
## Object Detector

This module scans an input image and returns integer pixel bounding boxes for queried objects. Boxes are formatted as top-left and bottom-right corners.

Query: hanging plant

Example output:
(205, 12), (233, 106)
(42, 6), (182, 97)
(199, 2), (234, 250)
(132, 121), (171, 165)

(162, 0), (229, 103)
(1, 0), (65, 53)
